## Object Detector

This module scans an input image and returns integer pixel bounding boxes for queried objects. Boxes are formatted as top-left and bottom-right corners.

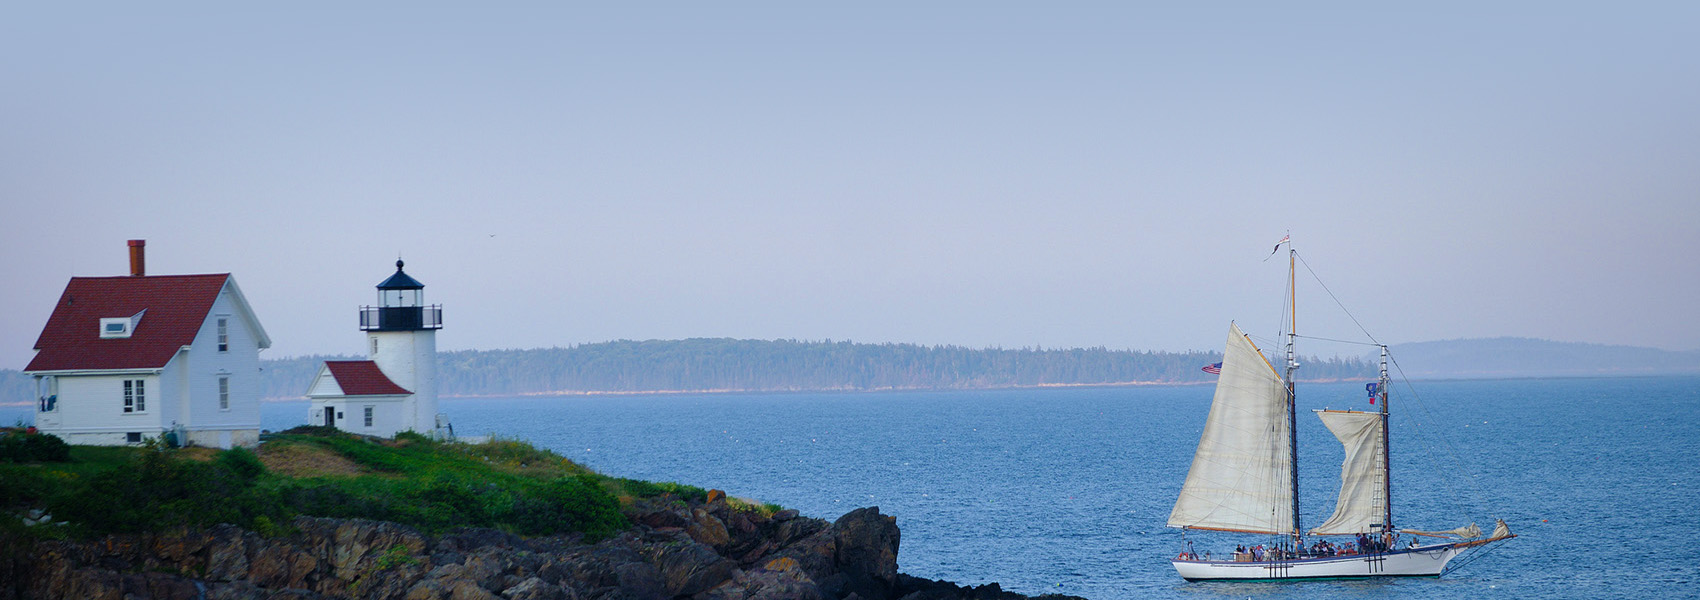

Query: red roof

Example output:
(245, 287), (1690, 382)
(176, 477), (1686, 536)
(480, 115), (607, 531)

(324, 360), (412, 396)
(26, 274), (232, 372)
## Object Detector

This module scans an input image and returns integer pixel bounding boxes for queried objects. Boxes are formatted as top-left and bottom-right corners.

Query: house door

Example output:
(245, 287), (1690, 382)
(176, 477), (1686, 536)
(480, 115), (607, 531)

(323, 407), (336, 427)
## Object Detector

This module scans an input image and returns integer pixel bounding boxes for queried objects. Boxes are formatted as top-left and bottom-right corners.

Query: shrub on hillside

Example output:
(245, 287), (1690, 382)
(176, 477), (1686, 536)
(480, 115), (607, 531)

(507, 475), (627, 538)
(0, 466), (57, 508)
(613, 477), (708, 503)
(12, 431), (647, 543)
(217, 446), (267, 481)
(0, 432), (71, 463)
(49, 448), (282, 534)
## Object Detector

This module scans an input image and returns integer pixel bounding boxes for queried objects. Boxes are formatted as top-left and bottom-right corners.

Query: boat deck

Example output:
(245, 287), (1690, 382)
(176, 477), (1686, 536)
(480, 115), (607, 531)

(1171, 543), (1463, 581)
(1176, 543), (1448, 565)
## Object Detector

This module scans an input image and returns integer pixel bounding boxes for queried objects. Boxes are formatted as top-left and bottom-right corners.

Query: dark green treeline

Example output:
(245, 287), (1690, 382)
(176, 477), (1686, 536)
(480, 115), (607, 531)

(246, 338), (1374, 399)
(1, 338), (1376, 403)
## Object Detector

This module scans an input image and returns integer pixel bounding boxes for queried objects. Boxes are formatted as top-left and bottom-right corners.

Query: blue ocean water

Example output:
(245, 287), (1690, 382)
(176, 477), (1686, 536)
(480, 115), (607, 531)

(9, 376), (1698, 598)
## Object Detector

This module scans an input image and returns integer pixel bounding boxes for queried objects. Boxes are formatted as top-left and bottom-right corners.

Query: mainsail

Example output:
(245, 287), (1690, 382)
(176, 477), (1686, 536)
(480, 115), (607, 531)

(1168, 323), (1294, 535)
(1309, 410), (1386, 535)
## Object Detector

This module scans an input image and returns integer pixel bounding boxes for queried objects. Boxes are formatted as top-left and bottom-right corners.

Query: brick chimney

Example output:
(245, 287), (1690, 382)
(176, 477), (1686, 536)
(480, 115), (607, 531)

(128, 239), (146, 276)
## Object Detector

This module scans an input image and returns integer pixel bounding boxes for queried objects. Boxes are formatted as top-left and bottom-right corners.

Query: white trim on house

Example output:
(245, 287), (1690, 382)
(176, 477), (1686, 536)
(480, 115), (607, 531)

(305, 364), (343, 397)
(122, 379), (149, 414)
(26, 368), (164, 376)
(308, 393), (411, 401)
(47, 425), (171, 434)
(219, 278), (271, 349)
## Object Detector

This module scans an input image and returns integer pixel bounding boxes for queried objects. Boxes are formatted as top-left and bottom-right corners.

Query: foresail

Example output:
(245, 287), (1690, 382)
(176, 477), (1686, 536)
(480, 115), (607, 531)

(1168, 322), (1294, 535)
(1309, 410), (1385, 535)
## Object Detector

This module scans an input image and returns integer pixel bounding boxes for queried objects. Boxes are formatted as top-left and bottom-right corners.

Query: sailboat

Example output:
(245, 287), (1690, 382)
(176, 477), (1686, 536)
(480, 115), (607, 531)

(1166, 240), (1514, 581)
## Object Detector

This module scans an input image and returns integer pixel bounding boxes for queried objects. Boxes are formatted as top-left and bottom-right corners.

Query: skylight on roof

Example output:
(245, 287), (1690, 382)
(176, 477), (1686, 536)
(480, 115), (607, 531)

(99, 310), (146, 339)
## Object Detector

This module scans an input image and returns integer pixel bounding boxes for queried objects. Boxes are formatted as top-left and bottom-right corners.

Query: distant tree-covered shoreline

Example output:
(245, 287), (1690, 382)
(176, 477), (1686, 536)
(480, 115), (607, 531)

(0, 338), (1376, 403)
(243, 338), (1373, 400)
(10, 336), (1694, 405)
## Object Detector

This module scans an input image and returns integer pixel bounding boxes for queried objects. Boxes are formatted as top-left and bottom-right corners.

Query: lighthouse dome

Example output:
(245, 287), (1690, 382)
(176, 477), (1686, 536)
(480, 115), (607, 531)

(378, 259), (424, 290)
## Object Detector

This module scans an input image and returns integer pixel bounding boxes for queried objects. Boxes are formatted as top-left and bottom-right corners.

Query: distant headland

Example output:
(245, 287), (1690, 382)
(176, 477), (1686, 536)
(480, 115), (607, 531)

(5, 337), (1695, 404)
(1385, 337), (1700, 379)
(245, 338), (1373, 400)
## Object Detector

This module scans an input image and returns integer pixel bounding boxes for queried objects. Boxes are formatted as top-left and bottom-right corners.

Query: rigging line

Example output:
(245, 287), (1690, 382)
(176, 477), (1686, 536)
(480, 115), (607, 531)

(1270, 244), (1294, 359)
(1386, 350), (1494, 519)
(1444, 537), (1513, 575)
(1272, 288), (1292, 359)
(1247, 333), (1282, 349)
(1251, 334), (1376, 371)
(1293, 334), (1385, 348)
(1293, 251), (1380, 346)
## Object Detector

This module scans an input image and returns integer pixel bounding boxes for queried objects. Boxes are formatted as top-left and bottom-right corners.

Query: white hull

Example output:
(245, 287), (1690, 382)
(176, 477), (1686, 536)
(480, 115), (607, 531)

(1172, 544), (1460, 581)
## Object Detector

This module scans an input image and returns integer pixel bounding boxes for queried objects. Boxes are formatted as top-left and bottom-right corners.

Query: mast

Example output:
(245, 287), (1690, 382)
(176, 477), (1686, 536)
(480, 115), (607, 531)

(1378, 344), (1392, 535)
(1285, 242), (1301, 546)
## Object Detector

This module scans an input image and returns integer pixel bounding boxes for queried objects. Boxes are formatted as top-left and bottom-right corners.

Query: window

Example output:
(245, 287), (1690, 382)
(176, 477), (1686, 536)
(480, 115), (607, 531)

(372, 338), (379, 354)
(363, 406), (374, 427)
(217, 317), (229, 352)
(38, 376), (57, 412)
(123, 379), (146, 413)
(100, 318), (132, 338)
(381, 288), (422, 307)
(100, 310), (145, 339)
(126, 432), (142, 444)
(219, 376), (230, 410)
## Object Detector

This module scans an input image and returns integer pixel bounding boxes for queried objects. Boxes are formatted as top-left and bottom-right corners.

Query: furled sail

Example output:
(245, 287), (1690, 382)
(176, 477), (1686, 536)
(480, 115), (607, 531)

(1168, 323), (1294, 535)
(1449, 520), (1515, 548)
(1403, 523), (1482, 539)
(1309, 410), (1386, 535)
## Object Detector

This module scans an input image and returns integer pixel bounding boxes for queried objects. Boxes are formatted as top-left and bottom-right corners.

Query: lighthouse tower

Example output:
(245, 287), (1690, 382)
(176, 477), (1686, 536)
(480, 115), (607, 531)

(304, 259), (446, 437)
(360, 259), (442, 435)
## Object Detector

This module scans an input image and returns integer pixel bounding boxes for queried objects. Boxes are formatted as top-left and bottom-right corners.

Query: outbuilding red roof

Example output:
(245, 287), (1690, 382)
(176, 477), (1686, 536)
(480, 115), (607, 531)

(26, 274), (232, 372)
(323, 360), (412, 396)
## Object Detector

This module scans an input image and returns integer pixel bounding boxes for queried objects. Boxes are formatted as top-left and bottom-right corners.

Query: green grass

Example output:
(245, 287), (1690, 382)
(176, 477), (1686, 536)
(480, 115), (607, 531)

(0, 428), (736, 542)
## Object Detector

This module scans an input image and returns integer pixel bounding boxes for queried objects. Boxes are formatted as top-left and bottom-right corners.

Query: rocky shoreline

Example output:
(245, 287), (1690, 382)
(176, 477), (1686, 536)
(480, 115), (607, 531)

(1, 494), (1087, 600)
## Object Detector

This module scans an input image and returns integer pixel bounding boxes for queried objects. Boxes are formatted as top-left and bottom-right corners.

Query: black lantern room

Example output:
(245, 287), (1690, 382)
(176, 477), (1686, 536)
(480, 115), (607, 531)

(360, 260), (443, 331)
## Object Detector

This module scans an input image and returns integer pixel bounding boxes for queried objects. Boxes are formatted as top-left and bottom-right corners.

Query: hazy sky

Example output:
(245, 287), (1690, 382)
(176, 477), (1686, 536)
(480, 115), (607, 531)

(3, 3), (1697, 369)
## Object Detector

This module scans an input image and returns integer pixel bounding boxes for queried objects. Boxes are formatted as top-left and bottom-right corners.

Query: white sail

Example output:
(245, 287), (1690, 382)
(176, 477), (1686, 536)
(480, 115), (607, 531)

(1168, 322), (1293, 535)
(1309, 410), (1385, 535)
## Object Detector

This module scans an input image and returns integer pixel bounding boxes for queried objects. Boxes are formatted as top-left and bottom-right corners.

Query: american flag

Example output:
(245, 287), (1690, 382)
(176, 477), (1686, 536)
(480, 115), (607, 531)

(1202, 362), (1222, 375)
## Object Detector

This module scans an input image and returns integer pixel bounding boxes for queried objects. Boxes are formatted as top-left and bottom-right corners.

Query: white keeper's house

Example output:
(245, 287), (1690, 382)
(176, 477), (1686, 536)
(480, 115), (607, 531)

(24, 240), (270, 448)
(304, 259), (448, 439)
